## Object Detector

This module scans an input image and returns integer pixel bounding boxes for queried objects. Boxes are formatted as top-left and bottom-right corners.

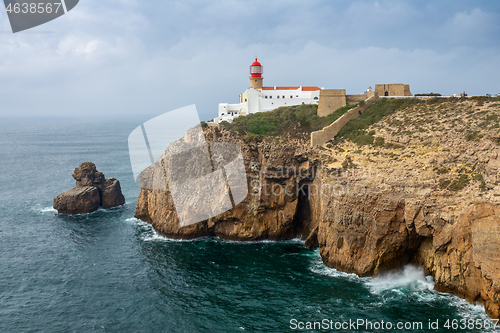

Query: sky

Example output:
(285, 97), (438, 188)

(0, 0), (499, 121)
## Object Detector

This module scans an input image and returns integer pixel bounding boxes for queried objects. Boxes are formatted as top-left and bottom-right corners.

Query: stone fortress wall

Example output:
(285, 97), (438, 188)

(311, 83), (412, 147)
(375, 83), (412, 97)
(317, 89), (346, 117)
(311, 94), (379, 147)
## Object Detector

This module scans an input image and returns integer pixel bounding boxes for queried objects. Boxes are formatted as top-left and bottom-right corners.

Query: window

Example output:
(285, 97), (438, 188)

(282, 96), (285, 99)
(296, 95), (299, 98)
(277, 96), (280, 99)
(265, 96), (268, 99)
(313, 97), (319, 100)
(245, 99), (247, 102)
(270, 96), (272, 99)
(290, 95), (293, 99)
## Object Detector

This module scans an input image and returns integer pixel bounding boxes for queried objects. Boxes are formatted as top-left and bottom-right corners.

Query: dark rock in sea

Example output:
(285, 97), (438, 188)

(53, 162), (125, 215)
(53, 186), (101, 215)
(101, 178), (126, 209)
(72, 162), (105, 188)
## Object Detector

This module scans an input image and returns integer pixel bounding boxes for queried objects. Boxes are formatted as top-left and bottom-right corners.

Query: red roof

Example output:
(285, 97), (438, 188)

(262, 86), (321, 91)
(251, 58), (262, 67)
(302, 86), (321, 91)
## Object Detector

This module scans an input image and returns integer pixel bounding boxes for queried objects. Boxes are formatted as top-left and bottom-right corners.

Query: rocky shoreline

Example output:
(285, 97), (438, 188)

(134, 98), (500, 318)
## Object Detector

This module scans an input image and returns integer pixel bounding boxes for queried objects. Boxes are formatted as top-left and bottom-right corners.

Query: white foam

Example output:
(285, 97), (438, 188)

(126, 217), (308, 245)
(452, 297), (487, 317)
(216, 237), (305, 245)
(309, 253), (362, 282)
(143, 231), (207, 243)
(365, 265), (434, 293)
(40, 207), (57, 213)
(143, 230), (169, 242)
(127, 217), (205, 243)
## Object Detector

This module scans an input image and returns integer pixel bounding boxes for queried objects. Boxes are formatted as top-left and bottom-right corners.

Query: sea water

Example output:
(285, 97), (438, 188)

(0, 117), (497, 332)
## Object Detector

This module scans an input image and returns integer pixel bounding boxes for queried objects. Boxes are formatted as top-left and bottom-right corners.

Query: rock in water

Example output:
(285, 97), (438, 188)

(53, 186), (101, 215)
(53, 162), (125, 215)
(101, 178), (126, 209)
(72, 162), (105, 188)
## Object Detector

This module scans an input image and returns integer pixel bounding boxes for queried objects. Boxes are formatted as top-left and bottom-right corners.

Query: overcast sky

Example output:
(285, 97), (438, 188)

(0, 0), (499, 120)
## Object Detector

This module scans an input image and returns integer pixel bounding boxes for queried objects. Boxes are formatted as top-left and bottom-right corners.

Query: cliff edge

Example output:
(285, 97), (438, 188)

(135, 97), (500, 318)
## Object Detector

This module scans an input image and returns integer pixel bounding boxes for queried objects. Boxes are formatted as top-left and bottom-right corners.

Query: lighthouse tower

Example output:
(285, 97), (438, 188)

(249, 58), (263, 91)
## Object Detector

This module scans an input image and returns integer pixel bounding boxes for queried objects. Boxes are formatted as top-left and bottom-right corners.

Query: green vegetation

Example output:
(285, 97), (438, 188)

(335, 98), (423, 145)
(427, 97), (448, 105)
(439, 174), (470, 191)
(478, 114), (500, 130)
(472, 173), (487, 192)
(373, 136), (385, 147)
(435, 166), (450, 175)
(341, 155), (356, 169)
(438, 171), (487, 192)
(469, 96), (500, 103)
(385, 142), (402, 149)
(222, 103), (357, 138)
(415, 93), (441, 96)
(465, 131), (483, 141)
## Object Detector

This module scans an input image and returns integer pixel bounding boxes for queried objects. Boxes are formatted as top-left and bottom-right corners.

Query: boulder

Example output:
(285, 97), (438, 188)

(53, 186), (101, 215)
(72, 162), (105, 188)
(101, 178), (126, 209)
(53, 162), (125, 215)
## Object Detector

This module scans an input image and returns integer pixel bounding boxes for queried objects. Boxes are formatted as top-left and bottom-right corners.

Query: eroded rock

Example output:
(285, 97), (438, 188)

(101, 178), (126, 209)
(53, 186), (100, 215)
(134, 126), (320, 241)
(54, 162), (125, 215)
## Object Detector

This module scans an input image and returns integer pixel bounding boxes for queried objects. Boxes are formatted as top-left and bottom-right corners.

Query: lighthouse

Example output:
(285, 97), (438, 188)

(250, 58), (263, 91)
(212, 57), (321, 124)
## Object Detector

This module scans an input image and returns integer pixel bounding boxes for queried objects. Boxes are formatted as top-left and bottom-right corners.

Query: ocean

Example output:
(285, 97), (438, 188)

(0, 117), (497, 332)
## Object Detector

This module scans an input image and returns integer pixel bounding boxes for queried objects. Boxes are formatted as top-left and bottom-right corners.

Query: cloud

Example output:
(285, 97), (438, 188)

(0, 0), (498, 120)
(439, 8), (500, 45)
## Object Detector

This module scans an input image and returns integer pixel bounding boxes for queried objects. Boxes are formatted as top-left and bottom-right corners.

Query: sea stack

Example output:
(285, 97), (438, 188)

(53, 162), (125, 215)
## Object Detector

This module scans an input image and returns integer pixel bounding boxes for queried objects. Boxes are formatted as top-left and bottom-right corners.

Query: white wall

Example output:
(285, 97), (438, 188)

(212, 87), (320, 123)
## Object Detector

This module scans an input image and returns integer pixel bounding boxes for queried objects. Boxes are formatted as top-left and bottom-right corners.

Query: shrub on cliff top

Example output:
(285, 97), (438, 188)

(221, 103), (356, 138)
(439, 174), (470, 191)
(335, 98), (423, 143)
(415, 93), (442, 96)
(373, 136), (385, 147)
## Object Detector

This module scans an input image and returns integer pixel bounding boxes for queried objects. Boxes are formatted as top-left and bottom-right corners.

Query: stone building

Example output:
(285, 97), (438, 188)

(212, 58), (321, 124)
(211, 58), (413, 122)
(375, 84), (412, 97)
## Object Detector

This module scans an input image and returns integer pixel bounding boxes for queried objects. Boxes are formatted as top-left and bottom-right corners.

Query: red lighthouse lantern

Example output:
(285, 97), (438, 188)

(249, 58), (263, 90)
(250, 58), (263, 78)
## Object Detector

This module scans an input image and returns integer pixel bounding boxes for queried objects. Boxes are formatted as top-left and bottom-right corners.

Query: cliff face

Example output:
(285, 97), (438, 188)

(135, 126), (321, 241)
(316, 186), (500, 318)
(315, 98), (500, 318)
(416, 203), (500, 318)
(134, 98), (500, 318)
(318, 192), (420, 277)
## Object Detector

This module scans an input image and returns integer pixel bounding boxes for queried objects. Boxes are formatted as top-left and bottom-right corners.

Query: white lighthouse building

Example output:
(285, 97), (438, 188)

(212, 58), (321, 123)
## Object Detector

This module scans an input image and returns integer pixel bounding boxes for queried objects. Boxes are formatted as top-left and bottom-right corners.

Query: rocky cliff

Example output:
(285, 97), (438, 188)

(316, 97), (500, 318)
(135, 126), (321, 242)
(134, 98), (500, 318)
